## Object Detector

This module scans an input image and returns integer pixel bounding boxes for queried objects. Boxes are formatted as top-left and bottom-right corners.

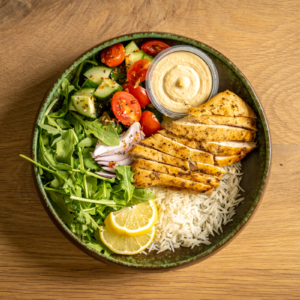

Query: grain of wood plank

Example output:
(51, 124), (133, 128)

(0, 0), (300, 299)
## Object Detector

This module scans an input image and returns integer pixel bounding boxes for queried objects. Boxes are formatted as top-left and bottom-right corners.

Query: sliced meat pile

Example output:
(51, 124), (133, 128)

(129, 90), (258, 193)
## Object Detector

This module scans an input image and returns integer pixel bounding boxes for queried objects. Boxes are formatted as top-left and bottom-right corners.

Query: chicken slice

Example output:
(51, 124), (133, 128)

(140, 133), (214, 164)
(201, 140), (257, 156)
(185, 114), (257, 131)
(166, 120), (256, 142)
(131, 159), (220, 187)
(129, 145), (226, 178)
(128, 145), (190, 170)
(214, 154), (246, 167)
(133, 168), (214, 194)
(158, 129), (204, 150)
(187, 90), (257, 118)
(193, 162), (226, 178)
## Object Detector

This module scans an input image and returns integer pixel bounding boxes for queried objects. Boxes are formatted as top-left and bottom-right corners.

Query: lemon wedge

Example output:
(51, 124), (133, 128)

(100, 226), (155, 255)
(104, 200), (157, 237)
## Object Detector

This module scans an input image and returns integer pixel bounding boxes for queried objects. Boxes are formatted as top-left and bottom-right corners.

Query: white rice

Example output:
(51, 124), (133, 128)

(146, 162), (244, 254)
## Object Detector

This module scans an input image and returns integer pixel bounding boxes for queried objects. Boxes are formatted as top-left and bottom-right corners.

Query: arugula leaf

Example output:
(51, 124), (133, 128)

(49, 78), (75, 119)
(72, 60), (98, 90)
(86, 175), (98, 197)
(46, 116), (61, 130)
(110, 65), (126, 83)
(82, 147), (100, 170)
(86, 239), (113, 256)
(65, 112), (82, 133)
(113, 165), (135, 204)
(39, 132), (72, 171)
(42, 148), (72, 171)
(72, 113), (119, 146)
(128, 188), (156, 205)
(48, 191), (74, 227)
(50, 170), (69, 189)
(56, 118), (72, 129)
(78, 135), (98, 148)
(76, 211), (99, 232)
(51, 135), (63, 147)
(39, 124), (61, 135)
(93, 181), (112, 200)
(58, 78), (75, 99)
(56, 129), (77, 165)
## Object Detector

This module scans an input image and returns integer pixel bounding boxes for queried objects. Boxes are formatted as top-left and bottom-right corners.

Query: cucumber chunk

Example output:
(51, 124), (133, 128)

(94, 78), (123, 102)
(71, 95), (97, 118)
(69, 100), (77, 111)
(143, 53), (154, 61)
(84, 66), (112, 85)
(82, 78), (99, 89)
(73, 88), (95, 97)
(125, 41), (139, 54)
(125, 50), (144, 71)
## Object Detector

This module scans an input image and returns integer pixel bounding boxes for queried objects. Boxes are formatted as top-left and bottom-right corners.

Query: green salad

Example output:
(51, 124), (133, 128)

(20, 47), (164, 256)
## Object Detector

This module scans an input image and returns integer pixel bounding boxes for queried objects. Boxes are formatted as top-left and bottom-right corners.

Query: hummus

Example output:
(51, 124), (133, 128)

(151, 51), (212, 113)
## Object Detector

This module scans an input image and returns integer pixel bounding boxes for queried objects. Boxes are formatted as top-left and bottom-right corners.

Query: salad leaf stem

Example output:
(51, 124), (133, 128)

(20, 155), (66, 182)
(44, 186), (68, 195)
(72, 169), (115, 183)
(41, 99), (59, 124)
(70, 196), (119, 208)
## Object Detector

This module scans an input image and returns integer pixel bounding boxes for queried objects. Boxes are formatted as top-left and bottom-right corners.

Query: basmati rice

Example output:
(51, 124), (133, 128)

(146, 162), (244, 253)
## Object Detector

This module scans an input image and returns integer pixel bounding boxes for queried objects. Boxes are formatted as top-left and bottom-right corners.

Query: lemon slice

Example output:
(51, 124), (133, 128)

(100, 226), (155, 255)
(104, 200), (157, 237)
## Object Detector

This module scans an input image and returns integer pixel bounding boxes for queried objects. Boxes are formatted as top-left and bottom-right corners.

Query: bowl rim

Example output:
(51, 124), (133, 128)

(31, 31), (271, 271)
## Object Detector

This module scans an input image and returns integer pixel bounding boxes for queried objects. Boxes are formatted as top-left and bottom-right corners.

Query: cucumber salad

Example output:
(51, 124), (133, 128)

(21, 40), (171, 256)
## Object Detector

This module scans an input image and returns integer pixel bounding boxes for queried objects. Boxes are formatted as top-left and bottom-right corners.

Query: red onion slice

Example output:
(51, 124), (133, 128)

(93, 122), (143, 157)
(96, 161), (110, 166)
(95, 172), (117, 178)
(95, 154), (129, 162)
(114, 156), (134, 166)
(102, 167), (116, 173)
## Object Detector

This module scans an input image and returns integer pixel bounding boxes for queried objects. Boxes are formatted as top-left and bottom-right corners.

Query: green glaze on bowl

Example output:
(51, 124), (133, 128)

(31, 32), (271, 271)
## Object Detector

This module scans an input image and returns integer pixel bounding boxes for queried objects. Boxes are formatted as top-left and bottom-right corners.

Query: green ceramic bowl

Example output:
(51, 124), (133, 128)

(32, 32), (271, 271)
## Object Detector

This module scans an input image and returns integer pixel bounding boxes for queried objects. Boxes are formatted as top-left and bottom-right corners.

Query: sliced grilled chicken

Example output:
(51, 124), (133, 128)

(193, 162), (226, 178)
(129, 145), (226, 177)
(185, 114), (257, 131)
(158, 129), (204, 150)
(140, 133), (214, 164)
(131, 159), (220, 187)
(214, 154), (246, 167)
(187, 90), (257, 118)
(128, 145), (190, 170)
(133, 168), (214, 194)
(166, 120), (256, 142)
(201, 141), (257, 156)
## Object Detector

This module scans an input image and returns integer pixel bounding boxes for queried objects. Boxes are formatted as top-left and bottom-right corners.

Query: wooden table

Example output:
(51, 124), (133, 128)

(1, 1), (300, 299)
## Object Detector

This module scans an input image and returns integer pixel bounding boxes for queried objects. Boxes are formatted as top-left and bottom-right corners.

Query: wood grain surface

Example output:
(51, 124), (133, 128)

(1, 0), (300, 299)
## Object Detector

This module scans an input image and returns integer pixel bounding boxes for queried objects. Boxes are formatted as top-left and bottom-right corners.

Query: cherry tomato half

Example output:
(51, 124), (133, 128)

(141, 40), (170, 57)
(101, 43), (125, 67)
(140, 111), (162, 137)
(127, 59), (151, 85)
(122, 83), (151, 108)
(111, 91), (141, 126)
